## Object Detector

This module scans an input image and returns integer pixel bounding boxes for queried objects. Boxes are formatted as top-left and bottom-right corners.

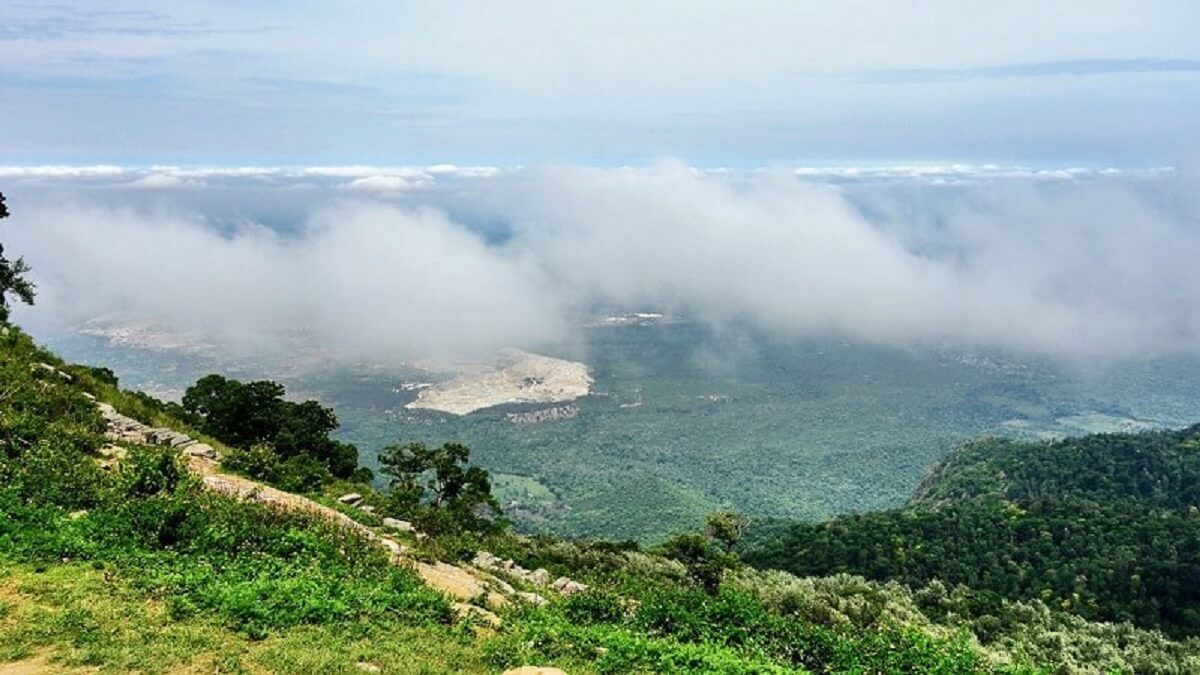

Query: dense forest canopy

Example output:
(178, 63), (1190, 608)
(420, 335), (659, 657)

(742, 427), (1200, 636)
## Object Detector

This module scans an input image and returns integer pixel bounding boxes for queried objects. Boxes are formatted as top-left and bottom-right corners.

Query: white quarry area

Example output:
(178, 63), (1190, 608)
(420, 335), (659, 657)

(406, 349), (592, 416)
(80, 317), (216, 354)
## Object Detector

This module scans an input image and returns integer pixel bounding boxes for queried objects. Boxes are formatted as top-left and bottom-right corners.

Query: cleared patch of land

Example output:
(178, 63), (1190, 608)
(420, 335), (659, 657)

(407, 350), (592, 416)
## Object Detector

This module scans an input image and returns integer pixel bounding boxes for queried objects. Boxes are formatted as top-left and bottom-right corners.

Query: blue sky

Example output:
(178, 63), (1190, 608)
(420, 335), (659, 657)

(2, 1), (1199, 166)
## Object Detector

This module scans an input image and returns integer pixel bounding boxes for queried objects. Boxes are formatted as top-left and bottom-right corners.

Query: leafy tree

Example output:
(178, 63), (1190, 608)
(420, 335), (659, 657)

(181, 373), (361, 483)
(377, 441), (504, 534)
(0, 192), (36, 323)
(660, 512), (745, 593)
(706, 510), (750, 552)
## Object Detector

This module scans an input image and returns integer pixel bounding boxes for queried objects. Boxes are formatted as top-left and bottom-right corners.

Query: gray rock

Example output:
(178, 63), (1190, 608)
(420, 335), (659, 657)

(551, 577), (588, 596)
(529, 568), (551, 585)
(168, 434), (194, 448)
(338, 493), (364, 505)
(183, 443), (218, 460)
(472, 551), (503, 569)
(515, 591), (548, 605)
(382, 517), (415, 532)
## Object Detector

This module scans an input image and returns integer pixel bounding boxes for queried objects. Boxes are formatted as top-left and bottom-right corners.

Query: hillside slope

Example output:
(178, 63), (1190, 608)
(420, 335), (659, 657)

(4, 325), (1042, 674)
(742, 429), (1200, 637)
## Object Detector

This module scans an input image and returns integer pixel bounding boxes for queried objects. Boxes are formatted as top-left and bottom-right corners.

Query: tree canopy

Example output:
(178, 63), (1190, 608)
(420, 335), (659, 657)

(741, 426), (1200, 636)
(0, 191), (36, 323)
(182, 373), (362, 488)
(377, 441), (504, 534)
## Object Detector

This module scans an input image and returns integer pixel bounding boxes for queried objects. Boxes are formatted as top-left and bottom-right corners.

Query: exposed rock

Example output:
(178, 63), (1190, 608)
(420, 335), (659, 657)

(382, 517), (415, 533)
(359, 505), (376, 514)
(377, 538), (407, 556)
(417, 561), (489, 601)
(355, 663), (382, 673)
(473, 551), (504, 569)
(338, 493), (364, 505)
(552, 577), (588, 596)
(491, 577), (516, 595)
(81, 392), (96, 401)
(473, 551), (582, 595)
(451, 601), (502, 628)
(33, 362), (72, 381)
(515, 591), (548, 605)
(167, 433), (194, 448)
(183, 443), (219, 460)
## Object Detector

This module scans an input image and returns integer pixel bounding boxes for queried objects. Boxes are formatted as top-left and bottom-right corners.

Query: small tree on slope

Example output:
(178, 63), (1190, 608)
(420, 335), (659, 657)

(0, 192), (36, 323)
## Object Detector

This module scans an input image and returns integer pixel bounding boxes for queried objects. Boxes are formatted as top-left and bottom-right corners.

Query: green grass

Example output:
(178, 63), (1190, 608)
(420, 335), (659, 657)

(0, 561), (498, 674)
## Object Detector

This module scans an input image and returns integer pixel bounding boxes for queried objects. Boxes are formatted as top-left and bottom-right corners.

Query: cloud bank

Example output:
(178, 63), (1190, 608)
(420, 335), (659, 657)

(5, 163), (1199, 362)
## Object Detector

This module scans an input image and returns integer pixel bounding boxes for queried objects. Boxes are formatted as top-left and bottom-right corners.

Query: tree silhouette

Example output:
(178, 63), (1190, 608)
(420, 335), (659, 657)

(0, 191), (36, 323)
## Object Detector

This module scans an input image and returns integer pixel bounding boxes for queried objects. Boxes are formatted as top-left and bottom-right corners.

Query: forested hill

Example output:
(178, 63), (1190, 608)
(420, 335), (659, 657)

(740, 427), (1200, 636)
(912, 428), (1200, 507)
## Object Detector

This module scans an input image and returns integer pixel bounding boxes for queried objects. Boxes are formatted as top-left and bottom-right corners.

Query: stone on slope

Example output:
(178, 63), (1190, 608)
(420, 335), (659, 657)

(183, 443), (219, 460)
(382, 517), (415, 532)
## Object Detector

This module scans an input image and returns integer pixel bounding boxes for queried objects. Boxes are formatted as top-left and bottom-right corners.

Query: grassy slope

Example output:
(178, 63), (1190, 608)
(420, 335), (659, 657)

(0, 562), (491, 674)
(4, 325), (1017, 674)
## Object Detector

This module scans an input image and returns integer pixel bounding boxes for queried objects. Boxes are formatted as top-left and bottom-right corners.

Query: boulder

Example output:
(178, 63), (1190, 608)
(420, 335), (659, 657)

(472, 551), (503, 569)
(382, 517), (415, 532)
(551, 577), (588, 596)
(338, 493), (364, 505)
(183, 443), (218, 460)
(515, 591), (548, 605)
(377, 538), (407, 555)
(168, 433), (194, 448)
(529, 568), (551, 585)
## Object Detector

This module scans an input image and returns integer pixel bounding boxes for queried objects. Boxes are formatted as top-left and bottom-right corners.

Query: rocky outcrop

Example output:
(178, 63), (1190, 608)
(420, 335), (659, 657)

(382, 517), (415, 533)
(97, 403), (220, 462)
(473, 551), (588, 596)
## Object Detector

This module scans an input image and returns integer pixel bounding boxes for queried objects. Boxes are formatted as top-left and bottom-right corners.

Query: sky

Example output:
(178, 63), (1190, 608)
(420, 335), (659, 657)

(2, 3), (1200, 365)
(2, 1), (1199, 165)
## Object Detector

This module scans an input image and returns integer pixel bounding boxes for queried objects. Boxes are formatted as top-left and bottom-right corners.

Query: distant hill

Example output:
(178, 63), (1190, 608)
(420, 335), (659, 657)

(741, 428), (1200, 635)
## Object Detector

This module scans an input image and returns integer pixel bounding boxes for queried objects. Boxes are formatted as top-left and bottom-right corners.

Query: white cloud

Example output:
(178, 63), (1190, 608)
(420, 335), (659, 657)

(341, 175), (416, 193)
(6, 162), (1200, 362)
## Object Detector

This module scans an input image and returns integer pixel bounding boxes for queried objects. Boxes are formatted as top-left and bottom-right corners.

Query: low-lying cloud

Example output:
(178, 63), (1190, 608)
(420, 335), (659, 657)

(5, 162), (1199, 362)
